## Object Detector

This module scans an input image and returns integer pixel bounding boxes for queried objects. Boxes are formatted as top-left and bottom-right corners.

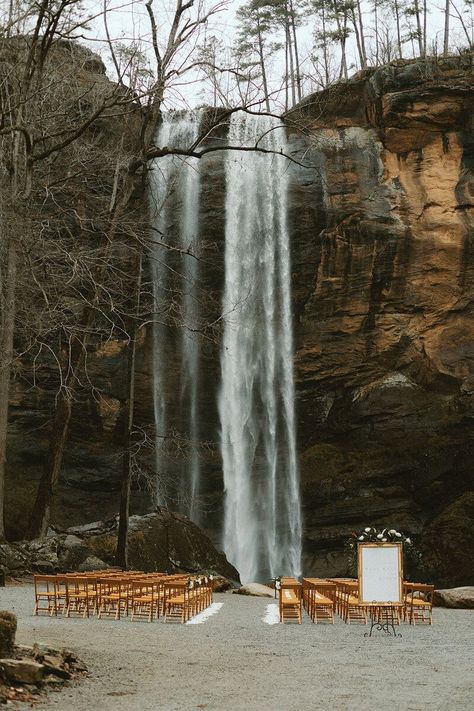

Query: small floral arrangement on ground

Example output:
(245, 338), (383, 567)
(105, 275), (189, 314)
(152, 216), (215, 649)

(344, 527), (423, 579)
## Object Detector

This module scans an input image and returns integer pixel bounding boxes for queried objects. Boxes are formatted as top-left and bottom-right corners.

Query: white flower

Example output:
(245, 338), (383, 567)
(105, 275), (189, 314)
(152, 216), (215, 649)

(382, 538), (387, 542)
(365, 527), (371, 532)
(358, 536), (364, 541)
(377, 533), (383, 539)
(396, 532), (402, 537)
(406, 538), (411, 545)
(388, 529), (397, 535)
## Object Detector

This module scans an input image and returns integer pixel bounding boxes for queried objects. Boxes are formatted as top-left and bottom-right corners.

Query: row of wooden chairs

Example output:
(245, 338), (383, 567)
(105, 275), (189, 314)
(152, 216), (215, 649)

(163, 579), (213, 623)
(292, 578), (434, 626)
(328, 578), (434, 626)
(33, 571), (214, 623)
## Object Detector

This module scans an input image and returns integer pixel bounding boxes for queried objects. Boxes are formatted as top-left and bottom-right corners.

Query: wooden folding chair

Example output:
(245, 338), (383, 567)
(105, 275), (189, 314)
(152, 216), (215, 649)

(340, 582), (367, 624)
(279, 582), (302, 624)
(130, 580), (156, 622)
(404, 583), (434, 625)
(55, 575), (69, 614)
(163, 581), (190, 623)
(97, 576), (130, 619)
(304, 580), (335, 624)
(64, 575), (97, 618)
(33, 575), (58, 616)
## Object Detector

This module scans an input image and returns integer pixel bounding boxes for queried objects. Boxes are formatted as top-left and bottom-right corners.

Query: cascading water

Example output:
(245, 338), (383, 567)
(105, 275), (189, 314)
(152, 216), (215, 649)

(219, 113), (302, 583)
(149, 111), (202, 516)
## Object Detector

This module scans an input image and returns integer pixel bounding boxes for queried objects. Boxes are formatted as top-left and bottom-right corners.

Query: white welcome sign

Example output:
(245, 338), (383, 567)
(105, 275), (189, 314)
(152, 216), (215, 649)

(358, 543), (403, 604)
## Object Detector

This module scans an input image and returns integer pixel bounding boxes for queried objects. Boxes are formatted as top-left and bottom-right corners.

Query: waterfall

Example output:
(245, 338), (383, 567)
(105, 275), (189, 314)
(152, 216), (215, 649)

(149, 111), (202, 516)
(219, 113), (302, 583)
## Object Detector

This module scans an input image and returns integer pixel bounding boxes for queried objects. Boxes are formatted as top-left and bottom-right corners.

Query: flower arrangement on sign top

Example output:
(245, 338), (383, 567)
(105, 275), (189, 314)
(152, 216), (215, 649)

(352, 527), (412, 545)
(345, 527), (422, 579)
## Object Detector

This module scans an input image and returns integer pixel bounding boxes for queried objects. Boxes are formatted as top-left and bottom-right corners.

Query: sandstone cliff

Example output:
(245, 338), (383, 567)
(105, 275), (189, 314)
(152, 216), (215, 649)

(5, 54), (473, 587)
(287, 56), (474, 586)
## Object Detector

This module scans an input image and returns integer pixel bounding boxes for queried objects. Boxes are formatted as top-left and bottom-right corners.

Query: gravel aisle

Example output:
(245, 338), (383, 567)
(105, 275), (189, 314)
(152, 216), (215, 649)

(1, 585), (473, 711)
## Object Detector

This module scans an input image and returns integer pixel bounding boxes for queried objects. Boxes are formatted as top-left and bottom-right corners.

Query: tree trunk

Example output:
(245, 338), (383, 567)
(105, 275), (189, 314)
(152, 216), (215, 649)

(27, 390), (73, 538)
(356, 0), (368, 68)
(256, 20), (271, 112)
(443, 0), (450, 55)
(289, 0), (302, 101)
(322, 5), (329, 85)
(116, 251), (143, 569)
(414, 0), (424, 56)
(285, 9), (296, 107)
(351, 7), (366, 69)
(27, 328), (90, 539)
(394, 0), (403, 58)
(423, 0), (427, 57)
(331, 1), (348, 80)
(339, 12), (348, 80)
(449, 0), (473, 48)
(0, 237), (17, 541)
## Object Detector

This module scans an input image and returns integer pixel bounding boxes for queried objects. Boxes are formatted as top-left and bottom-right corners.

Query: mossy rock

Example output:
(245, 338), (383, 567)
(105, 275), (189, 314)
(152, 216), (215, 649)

(0, 611), (17, 656)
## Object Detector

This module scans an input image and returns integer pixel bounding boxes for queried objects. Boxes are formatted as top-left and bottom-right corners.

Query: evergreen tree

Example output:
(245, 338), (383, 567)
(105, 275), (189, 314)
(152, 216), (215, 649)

(234, 0), (278, 110)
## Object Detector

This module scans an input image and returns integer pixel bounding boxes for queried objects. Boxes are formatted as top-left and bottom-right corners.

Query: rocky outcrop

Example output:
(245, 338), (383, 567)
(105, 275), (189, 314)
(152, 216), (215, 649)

(0, 511), (240, 584)
(0, 640), (87, 706)
(287, 56), (474, 585)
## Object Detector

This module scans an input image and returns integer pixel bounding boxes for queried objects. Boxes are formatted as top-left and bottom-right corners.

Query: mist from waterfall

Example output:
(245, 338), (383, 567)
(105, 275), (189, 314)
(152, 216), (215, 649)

(149, 111), (203, 517)
(219, 112), (302, 583)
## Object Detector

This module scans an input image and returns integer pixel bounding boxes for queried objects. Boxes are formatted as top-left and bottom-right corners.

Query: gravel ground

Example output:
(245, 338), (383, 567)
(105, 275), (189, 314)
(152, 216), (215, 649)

(1, 585), (473, 711)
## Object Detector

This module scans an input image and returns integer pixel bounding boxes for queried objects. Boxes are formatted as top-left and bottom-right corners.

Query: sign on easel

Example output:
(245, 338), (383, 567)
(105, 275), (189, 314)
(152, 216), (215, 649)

(358, 543), (403, 604)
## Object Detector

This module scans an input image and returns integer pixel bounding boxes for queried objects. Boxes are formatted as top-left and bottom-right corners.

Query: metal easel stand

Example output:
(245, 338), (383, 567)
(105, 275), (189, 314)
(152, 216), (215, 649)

(364, 604), (403, 638)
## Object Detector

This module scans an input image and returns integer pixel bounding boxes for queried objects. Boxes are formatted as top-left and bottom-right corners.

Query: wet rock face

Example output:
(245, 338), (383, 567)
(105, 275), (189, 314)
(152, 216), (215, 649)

(287, 57), (474, 586)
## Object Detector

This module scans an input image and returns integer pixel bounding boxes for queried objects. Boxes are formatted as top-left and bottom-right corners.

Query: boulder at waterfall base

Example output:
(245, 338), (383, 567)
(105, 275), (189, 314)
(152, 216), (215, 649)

(233, 583), (275, 598)
(0, 510), (240, 584)
(433, 587), (474, 609)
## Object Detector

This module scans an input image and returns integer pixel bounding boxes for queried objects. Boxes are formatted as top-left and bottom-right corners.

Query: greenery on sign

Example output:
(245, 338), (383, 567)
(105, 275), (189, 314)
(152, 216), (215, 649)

(345, 527), (423, 580)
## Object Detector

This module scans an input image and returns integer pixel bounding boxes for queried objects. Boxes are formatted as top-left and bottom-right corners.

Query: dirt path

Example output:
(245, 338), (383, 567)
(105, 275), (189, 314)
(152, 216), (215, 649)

(2, 585), (473, 710)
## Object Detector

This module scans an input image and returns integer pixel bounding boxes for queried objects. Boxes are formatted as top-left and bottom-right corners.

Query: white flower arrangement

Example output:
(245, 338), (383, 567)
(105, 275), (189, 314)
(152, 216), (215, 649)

(348, 526), (414, 546)
(345, 527), (421, 577)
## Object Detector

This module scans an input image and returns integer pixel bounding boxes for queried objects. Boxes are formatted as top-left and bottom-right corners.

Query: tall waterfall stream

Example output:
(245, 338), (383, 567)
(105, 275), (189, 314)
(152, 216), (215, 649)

(219, 113), (302, 582)
(150, 111), (203, 516)
(150, 111), (302, 582)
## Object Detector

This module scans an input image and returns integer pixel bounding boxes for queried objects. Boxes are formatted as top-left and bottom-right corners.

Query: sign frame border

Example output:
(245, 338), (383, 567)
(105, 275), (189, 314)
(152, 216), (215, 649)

(358, 542), (403, 604)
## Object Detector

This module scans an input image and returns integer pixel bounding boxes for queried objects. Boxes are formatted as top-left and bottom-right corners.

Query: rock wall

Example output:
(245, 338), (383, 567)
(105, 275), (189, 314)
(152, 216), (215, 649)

(5, 53), (473, 586)
(287, 56), (474, 586)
